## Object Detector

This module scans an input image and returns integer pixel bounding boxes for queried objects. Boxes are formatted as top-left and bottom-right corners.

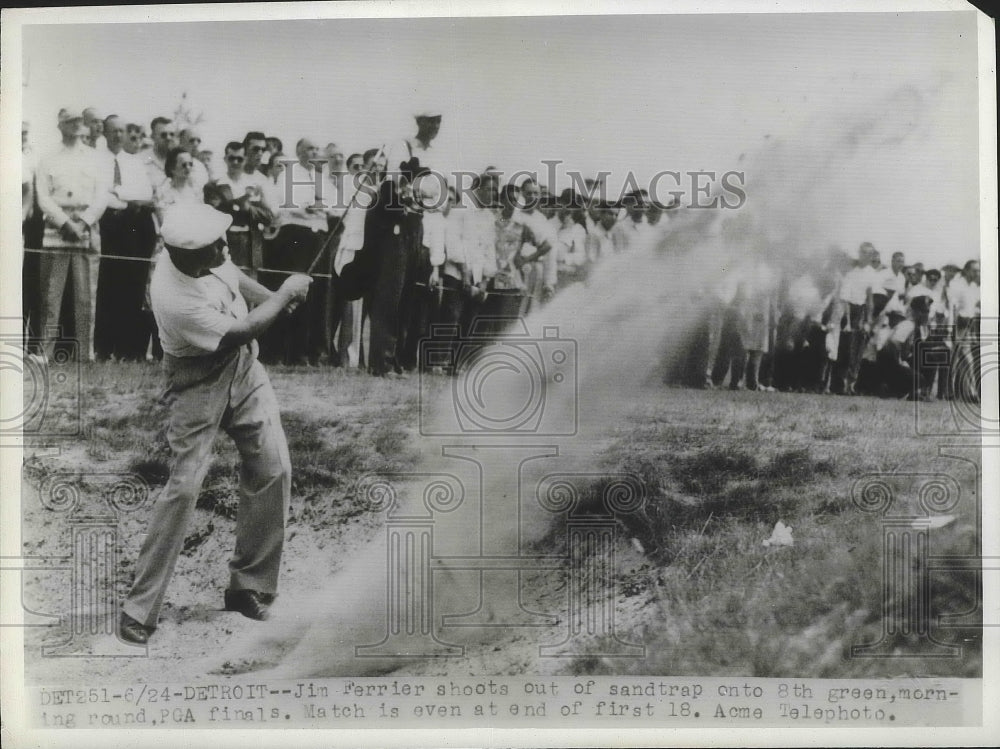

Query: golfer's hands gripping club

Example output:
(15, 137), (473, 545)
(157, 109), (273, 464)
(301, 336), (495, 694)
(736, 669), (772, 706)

(280, 273), (312, 314)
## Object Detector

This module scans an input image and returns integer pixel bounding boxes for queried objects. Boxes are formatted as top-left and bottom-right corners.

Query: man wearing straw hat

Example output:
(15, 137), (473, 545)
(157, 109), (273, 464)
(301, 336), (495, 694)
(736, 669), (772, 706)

(119, 202), (311, 645)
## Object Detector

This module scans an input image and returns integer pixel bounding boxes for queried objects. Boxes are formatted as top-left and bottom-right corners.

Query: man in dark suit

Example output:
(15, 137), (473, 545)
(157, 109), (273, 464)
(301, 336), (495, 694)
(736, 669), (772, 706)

(94, 115), (157, 360)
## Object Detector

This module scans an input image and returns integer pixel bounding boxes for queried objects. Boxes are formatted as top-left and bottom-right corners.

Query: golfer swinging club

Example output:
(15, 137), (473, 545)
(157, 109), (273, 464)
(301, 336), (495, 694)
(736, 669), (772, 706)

(119, 202), (311, 645)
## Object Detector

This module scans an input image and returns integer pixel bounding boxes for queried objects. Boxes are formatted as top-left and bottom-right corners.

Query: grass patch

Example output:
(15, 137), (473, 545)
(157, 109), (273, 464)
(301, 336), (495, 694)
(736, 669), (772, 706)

(555, 390), (981, 678)
(598, 444), (840, 558)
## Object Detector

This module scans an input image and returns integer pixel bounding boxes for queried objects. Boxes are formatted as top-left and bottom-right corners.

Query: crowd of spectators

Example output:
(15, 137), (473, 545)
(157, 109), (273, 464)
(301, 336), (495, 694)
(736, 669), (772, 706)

(668, 243), (982, 403)
(21, 107), (981, 402)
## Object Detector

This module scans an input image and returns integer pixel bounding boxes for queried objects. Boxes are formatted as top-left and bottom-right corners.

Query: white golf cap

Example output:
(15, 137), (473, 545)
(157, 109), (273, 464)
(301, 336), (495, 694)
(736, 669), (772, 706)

(160, 203), (233, 250)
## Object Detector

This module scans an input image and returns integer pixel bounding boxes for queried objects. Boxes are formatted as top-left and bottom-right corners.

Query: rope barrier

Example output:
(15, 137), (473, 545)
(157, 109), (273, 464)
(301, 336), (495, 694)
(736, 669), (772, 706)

(22, 247), (335, 279)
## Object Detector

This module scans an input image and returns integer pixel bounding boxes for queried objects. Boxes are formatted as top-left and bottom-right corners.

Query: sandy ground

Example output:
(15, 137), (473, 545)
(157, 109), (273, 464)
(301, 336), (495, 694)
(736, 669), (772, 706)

(20, 473), (656, 685)
(18, 366), (659, 686)
(17, 360), (982, 685)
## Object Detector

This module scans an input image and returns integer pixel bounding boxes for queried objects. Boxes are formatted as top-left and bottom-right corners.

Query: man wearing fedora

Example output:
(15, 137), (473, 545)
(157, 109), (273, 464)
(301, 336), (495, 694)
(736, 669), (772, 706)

(119, 202), (311, 645)
(35, 109), (110, 362)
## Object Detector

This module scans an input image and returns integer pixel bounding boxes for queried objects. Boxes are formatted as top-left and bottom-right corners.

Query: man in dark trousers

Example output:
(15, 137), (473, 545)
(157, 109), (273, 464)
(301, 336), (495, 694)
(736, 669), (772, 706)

(383, 111), (443, 374)
(364, 165), (424, 377)
(119, 202), (311, 645)
(94, 115), (157, 361)
(22, 120), (44, 346)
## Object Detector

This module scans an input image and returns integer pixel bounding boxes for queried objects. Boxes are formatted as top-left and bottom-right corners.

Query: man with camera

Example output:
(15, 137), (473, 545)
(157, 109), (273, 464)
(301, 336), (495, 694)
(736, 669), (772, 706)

(119, 202), (311, 645)
(214, 140), (274, 278)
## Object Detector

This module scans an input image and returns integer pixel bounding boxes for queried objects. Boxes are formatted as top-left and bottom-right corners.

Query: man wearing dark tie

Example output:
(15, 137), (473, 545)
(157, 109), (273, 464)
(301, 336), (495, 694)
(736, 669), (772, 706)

(94, 115), (157, 361)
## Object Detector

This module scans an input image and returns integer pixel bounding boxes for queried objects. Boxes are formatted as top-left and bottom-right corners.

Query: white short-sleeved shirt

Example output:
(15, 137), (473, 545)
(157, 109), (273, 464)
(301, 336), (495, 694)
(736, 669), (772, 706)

(457, 204), (499, 283)
(840, 265), (878, 306)
(557, 222), (588, 268)
(423, 210), (447, 267)
(151, 255), (248, 357)
(517, 209), (557, 250)
(786, 274), (824, 320)
(880, 269), (906, 296)
(216, 170), (270, 201)
(948, 276), (980, 318)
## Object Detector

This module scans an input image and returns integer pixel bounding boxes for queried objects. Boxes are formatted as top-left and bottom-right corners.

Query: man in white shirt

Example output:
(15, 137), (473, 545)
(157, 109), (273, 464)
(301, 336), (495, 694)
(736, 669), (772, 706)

(82, 106), (107, 151)
(902, 266), (934, 311)
(879, 252), (908, 320)
(123, 122), (144, 155)
(321, 142), (356, 366)
(948, 260), (980, 324)
(179, 127), (211, 191)
(242, 131), (269, 178)
(384, 111), (441, 182)
(119, 202), (311, 645)
(554, 204), (588, 288)
(584, 204), (616, 265)
(836, 242), (878, 395)
(876, 293), (937, 400)
(329, 157), (377, 370)
(538, 188), (562, 295)
(144, 116), (179, 191)
(94, 115), (157, 361)
(449, 172), (500, 348)
(428, 185), (471, 373)
(948, 259), (981, 403)
(515, 178), (558, 315)
(36, 109), (111, 361)
(611, 191), (647, 254)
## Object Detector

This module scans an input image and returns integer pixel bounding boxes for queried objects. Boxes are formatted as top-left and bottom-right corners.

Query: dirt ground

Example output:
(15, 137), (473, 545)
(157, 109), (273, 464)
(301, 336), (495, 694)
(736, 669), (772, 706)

(18, 364), (658, 685)
(17, 362), (981, 685)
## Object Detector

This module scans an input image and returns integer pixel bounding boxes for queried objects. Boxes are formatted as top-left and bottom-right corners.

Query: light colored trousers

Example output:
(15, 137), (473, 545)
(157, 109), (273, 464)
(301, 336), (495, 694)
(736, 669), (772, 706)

(40, 231), (100, 360)
(123, 346), (291, 627)
(342, 298), (367, 368)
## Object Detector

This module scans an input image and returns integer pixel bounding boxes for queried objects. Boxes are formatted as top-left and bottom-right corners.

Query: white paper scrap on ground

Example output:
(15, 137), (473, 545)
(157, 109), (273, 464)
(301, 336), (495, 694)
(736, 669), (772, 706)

(763, 520), (794, 547)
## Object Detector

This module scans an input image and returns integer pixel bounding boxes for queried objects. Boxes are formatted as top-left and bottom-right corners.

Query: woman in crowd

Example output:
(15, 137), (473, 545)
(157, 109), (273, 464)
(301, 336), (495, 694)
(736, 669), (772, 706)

(154, 147), (202, 223)
(555, 192), (588, 288)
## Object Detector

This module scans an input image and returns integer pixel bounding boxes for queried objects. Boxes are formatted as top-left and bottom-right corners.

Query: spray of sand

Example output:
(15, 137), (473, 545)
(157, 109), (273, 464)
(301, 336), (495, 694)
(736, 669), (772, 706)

(213, 82), (947, 677)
